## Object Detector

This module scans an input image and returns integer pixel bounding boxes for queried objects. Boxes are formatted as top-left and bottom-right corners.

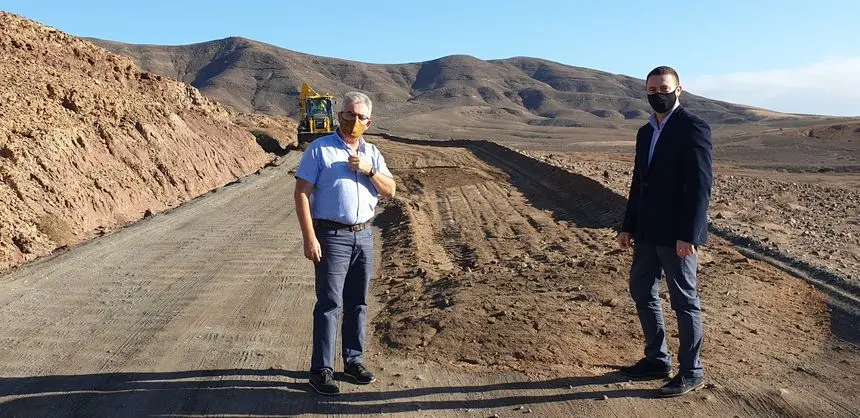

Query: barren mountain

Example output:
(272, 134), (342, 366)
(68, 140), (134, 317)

(0, 13), (276, 271)
(92, 37), (788, 128)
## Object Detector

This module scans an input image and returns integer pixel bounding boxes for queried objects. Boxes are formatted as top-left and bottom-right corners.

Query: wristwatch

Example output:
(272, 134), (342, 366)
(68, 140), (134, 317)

(368, 167), (376, 178)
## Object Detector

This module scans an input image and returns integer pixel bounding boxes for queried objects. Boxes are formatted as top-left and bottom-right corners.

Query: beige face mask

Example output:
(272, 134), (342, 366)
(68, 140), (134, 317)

(340, 116), (368, 138)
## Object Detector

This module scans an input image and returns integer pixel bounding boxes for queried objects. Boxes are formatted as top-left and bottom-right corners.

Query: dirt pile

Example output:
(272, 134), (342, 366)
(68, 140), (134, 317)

(232, 112), (298, 152)
(0, 12), (273, 271)
(806, 122), (860, 140)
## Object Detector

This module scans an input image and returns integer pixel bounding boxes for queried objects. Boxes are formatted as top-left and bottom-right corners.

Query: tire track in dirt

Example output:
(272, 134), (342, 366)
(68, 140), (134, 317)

(69, 183), (291, 410)
(435, 189), (478, 270)
(121, 166), (323, 416)
(86, 210), (304, 415)
(468, 141), (625, 229)
(474, 182), (521, 243)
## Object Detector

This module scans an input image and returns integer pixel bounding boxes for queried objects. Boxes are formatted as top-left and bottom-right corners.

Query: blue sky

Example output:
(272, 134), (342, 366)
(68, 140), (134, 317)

(3, 0), (859, 116)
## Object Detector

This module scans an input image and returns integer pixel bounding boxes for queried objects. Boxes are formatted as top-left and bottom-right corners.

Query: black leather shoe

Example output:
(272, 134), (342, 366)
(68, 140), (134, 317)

(619, 358), (671, 380)
(309, 369), (340, 395)
(657, 375), (705, 397)
(344, 362), (376, 384)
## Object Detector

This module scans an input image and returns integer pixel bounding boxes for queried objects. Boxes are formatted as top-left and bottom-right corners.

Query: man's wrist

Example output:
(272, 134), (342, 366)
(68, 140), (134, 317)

(367, 167), (376, 178)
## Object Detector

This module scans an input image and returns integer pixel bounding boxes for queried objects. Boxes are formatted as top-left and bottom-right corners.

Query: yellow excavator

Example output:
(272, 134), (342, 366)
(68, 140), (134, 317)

(297, 83), (337, 145)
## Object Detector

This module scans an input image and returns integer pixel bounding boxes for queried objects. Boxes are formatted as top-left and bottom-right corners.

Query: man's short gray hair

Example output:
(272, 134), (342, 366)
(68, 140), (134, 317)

(342, 91), (373, 116)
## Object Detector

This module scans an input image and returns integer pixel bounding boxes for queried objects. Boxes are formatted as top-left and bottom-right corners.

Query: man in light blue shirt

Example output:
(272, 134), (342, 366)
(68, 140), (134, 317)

(294, 91), (396, 396)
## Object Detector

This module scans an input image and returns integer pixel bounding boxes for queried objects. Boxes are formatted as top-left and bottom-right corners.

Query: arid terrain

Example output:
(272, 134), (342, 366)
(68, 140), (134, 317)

(0, 11), (858, 418)
(368, 136), (859, 413)
(0, 139), (856, 417)
(519, 148), (860, 291)
(0, 12), (295, 272)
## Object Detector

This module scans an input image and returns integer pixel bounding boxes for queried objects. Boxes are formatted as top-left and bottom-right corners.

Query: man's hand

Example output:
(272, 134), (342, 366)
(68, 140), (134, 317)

(617, 232), (633, 250)
(304, 236), (322, 263)
(676, 240), (695, 257)
(348, 150), (372, 175)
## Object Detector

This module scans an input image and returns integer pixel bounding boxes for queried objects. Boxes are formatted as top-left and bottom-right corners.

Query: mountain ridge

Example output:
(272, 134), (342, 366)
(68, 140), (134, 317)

(91, 36), (792, 127)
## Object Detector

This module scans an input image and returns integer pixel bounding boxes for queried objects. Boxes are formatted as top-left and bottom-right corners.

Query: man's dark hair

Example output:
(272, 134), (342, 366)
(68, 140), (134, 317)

(647, 66), (680, 84)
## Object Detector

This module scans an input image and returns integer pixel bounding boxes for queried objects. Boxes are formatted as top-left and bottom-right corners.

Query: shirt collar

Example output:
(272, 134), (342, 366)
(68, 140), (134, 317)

(334, 129), (366, 153)
(648, 104), (681, 130)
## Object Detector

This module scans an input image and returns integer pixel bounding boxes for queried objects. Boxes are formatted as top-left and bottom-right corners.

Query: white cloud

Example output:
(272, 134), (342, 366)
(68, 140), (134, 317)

(684, 57), (860, 117)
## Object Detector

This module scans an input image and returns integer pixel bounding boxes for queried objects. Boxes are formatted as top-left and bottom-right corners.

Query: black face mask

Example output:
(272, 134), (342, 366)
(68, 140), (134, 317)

(647, 90), (678, 114)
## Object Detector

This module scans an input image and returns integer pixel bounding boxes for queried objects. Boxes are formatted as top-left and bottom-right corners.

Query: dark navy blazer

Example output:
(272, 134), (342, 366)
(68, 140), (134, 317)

(621, 106), (713, 246)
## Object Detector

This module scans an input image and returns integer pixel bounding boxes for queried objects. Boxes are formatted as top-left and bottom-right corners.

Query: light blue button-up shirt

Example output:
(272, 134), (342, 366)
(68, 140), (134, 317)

(295, 131), (393, 225)
(647, 105), (680, 166)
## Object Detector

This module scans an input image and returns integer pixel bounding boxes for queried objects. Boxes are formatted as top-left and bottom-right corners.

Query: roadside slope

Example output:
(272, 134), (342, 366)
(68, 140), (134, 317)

(0, 12), (273, 271)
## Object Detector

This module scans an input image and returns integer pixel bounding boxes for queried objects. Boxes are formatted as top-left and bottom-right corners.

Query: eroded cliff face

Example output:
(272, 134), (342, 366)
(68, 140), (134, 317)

(0, 12), (274, 270)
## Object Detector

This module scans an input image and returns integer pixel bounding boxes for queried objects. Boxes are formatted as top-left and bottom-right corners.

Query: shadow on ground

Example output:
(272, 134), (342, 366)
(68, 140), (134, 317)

(0, 368), (652, 416)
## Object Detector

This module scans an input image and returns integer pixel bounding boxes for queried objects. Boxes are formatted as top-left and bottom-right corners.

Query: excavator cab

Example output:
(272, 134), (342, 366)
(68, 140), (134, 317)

(297, 83), (337, 146)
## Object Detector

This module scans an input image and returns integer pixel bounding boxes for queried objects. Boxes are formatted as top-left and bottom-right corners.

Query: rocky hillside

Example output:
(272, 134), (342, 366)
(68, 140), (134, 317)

(0, 13), (274, 271)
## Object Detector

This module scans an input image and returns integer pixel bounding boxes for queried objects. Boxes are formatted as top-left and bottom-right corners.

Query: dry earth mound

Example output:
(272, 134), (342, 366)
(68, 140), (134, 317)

(0, 12), (273, 271)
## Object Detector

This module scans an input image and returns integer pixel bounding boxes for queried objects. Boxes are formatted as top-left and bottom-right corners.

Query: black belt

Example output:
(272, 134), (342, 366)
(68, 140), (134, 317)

(313, 219), (371, 232)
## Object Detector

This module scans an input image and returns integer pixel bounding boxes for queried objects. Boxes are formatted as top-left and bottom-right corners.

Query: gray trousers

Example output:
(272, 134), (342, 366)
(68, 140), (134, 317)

(629, 241), (704, 377)
(310, 227), (373, 372)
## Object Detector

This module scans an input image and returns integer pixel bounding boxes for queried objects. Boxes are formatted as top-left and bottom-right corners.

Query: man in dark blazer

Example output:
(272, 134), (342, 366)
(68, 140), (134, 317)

(617, 66), (713, 397)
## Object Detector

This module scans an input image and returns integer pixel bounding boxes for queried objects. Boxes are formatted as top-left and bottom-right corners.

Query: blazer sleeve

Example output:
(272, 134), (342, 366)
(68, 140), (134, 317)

(679, 118), (713, 244)
(621, 130), (644, 233)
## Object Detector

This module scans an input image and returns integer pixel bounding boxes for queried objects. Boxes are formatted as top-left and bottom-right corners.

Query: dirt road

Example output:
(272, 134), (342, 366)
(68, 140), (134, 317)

(0, 143), (857, 417)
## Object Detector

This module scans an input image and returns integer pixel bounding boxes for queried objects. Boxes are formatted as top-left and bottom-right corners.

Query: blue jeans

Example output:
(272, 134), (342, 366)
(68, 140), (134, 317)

(310, 227), (373, 372)
(629, 241), (704, 378)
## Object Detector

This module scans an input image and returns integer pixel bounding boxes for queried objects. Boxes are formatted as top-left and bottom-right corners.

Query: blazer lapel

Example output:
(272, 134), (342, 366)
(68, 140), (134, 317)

(639, 125), (654, 177)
